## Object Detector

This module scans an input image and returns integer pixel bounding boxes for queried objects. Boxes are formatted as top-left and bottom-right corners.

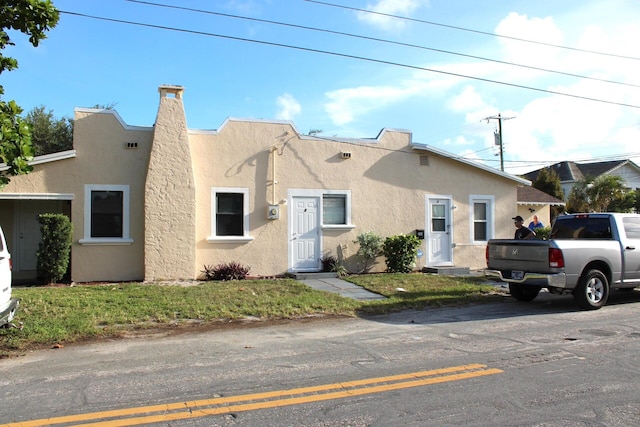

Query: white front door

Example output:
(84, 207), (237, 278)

(291, 197), (320, 271)
(426, 196), (453, 266)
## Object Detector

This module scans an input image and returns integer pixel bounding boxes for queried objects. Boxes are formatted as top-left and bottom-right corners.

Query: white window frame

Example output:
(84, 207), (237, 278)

(207, 187), (253, 243)
(322, 190), (353, 229)
(469, 195), (494, 243)
(79, 184), (133, 245)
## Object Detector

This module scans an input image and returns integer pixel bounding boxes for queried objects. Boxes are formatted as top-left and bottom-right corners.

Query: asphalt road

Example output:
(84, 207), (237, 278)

(2, 290), (640, 426)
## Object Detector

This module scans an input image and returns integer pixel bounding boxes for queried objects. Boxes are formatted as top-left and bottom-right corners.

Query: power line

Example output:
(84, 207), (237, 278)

(305, 0), (640, 62)
(58, 11), (640, 110)
(126, 0), (640, 89)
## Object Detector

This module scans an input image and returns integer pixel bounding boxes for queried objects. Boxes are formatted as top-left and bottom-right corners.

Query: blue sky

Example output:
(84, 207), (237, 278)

(5, 0), (640, 175)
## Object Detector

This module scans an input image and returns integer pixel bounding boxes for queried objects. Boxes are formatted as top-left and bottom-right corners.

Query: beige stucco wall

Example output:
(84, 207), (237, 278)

(2, 110), (153, 282)
(189, 119), (520, 276)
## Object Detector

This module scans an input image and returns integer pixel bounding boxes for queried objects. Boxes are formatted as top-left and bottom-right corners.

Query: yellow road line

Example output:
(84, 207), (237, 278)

(1, 364), (502, 427)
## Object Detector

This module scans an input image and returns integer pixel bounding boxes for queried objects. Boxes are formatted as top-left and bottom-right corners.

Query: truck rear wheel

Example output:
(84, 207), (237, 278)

(574, 269), (609, 310)
(508, 284), (541, 302)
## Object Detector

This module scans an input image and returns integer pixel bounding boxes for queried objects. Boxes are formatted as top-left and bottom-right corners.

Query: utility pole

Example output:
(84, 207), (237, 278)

(485, 113), (515, 172)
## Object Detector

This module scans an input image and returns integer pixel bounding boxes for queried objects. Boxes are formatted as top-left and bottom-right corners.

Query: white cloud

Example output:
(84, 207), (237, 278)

(495, 12), (565, 67)
(447, 85), (487, 113)
(324, 84), (419, 125)
(275, 93), (301, 121)
(357, 0), (428, 31)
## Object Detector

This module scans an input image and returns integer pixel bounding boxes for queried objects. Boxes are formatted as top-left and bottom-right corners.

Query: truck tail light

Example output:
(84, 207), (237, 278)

(485, 245), (489, 267)
(549, 248), (564, 268)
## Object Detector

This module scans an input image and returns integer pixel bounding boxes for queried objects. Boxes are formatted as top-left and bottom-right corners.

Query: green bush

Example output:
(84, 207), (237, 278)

(36, 213), (72, 284)
(354, 231), (383, 273)
(535, 226), (552, 240)
(382, 234), (421, 273)
(202, 262), (250, 281)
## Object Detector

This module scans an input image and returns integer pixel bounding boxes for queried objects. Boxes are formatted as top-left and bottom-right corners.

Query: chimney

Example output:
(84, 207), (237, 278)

(144, 85), (196, 281)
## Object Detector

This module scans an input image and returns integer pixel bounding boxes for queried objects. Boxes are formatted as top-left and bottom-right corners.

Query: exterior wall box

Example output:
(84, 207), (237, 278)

(267, 205), (280, 220)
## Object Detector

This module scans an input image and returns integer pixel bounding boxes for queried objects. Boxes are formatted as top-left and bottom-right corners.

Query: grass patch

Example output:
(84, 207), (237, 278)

(346, 273), (502, 313)
(1, 274), (502, 356)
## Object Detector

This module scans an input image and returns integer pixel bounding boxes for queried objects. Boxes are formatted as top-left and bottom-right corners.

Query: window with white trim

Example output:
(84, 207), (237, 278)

(321, 190), (352, 229)
(209, 187), (252, 242)
(80, 184), (132, 245)
(470, 195), (494, 243)
(323, 194), (346, 225)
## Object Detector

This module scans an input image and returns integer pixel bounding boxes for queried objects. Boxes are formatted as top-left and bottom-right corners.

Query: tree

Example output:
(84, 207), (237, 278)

(532, 167), (564, 200)
(566, 178), (590, 213)
(531, 167), (565, 219)
(24, 105), (73, 156)
(567, 175), (635, 213)
(0, 0), (59, 188)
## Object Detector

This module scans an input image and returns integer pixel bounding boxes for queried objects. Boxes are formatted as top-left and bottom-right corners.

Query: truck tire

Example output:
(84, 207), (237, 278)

(573, 269), (609, 310)
(508, 284), (541, 302)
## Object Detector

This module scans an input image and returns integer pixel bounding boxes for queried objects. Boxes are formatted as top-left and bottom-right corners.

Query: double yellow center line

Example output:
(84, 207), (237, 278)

(2, 363), (502, 427)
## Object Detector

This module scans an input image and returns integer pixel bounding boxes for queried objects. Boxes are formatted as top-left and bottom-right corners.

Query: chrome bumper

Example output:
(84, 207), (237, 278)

(485, 270), (567, 288)
(0, 298), (19, 326)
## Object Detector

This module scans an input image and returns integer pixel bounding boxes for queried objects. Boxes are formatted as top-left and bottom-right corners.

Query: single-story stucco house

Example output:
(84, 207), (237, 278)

(0, 85), (532, 283)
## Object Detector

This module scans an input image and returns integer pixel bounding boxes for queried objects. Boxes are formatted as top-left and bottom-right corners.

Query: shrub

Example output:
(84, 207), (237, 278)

(202, 262), (250, 281)
(36, 213), (72, 284)
(535, 226), (552, 240)
(382, 234), (421, 273)
(321, 255), (338, 272)
(354, 231), (383, 273)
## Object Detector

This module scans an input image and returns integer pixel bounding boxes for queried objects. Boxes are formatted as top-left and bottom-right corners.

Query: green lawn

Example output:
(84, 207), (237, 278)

(1, 274), (504, 357)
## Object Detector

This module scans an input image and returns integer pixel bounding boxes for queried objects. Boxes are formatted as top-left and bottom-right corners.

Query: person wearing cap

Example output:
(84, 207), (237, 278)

(513, 215), (535, 239)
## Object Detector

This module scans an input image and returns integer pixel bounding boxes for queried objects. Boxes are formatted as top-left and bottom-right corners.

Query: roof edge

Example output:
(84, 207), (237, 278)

(411, 142), (531, 185)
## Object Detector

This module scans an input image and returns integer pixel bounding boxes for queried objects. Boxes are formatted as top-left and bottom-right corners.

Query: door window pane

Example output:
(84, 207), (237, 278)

(432, 204), (445, 218)
(432, 204), (446, 232)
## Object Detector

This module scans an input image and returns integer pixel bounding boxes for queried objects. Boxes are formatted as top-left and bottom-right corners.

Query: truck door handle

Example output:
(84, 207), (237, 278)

(626, 246), (636, 250)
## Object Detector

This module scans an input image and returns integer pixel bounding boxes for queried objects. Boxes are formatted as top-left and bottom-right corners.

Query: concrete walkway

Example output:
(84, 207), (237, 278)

(298, 277), (386, 301)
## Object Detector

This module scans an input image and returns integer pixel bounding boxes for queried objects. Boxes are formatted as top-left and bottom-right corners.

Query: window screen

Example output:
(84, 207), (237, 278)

(323, 195), (346, 225)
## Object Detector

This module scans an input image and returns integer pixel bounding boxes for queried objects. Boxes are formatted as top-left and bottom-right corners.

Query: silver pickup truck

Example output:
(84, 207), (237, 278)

(485, 213), (640, 310)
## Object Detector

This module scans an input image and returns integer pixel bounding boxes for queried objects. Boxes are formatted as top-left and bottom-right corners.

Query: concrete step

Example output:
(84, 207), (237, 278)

(422, 266), (470, 276)
(286, 272), (338, 280)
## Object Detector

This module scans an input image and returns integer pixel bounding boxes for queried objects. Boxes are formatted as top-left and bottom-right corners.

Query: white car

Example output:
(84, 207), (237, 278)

(0, 224), (19, 327)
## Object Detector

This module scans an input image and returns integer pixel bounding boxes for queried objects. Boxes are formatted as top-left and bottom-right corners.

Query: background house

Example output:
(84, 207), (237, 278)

(1, 85), (531, 283)
(523, 160), (640, 200)
(516, 186), (566, 228)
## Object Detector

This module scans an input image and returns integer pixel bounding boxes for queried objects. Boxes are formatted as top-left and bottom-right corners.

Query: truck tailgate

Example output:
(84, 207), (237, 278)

(487, 239), (551, 272)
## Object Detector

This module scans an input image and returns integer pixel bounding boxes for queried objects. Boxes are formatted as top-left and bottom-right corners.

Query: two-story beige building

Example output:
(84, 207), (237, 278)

(0, 85), (530, 283)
